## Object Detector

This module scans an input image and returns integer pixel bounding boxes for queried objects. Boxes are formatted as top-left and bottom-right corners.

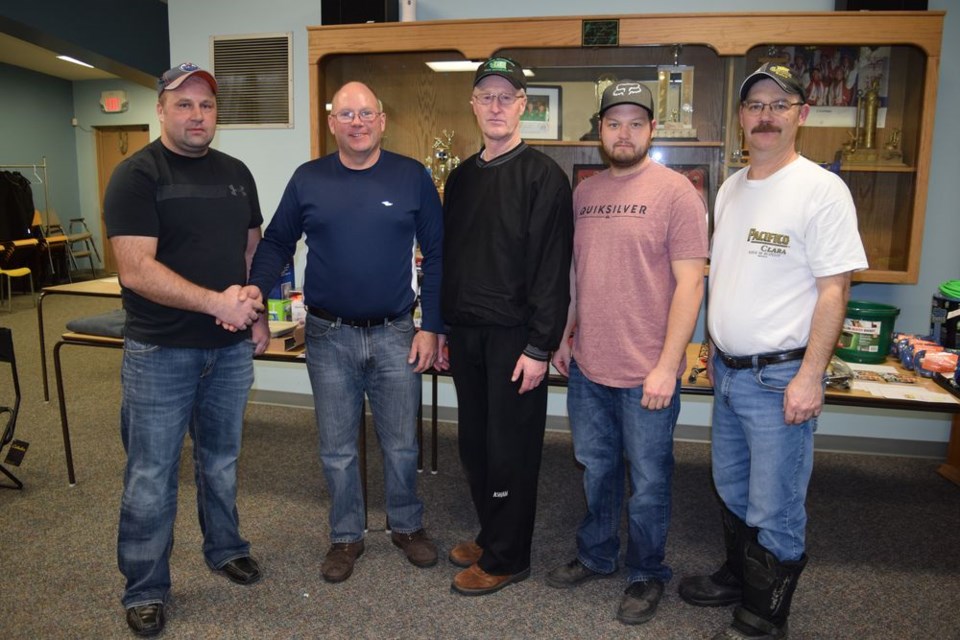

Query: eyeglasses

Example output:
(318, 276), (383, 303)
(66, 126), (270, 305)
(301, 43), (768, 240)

(472, 92), (524, 107)
(742, 100), (804, 116)
(332, 109), (381, 123)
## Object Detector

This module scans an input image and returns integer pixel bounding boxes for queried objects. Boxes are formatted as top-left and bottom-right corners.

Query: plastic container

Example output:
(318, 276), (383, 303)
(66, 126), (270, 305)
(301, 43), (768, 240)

(835, 300), (900, 364)
(931, 292), (960, 349)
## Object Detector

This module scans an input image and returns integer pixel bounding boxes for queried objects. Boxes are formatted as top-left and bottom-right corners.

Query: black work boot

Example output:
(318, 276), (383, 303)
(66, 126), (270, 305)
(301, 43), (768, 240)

(713, 541), (807, 639)
(679, 505), (757, 607)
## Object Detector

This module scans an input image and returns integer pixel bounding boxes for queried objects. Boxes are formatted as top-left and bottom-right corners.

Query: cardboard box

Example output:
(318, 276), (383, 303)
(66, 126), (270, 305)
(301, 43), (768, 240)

(267, 321), (304, 352)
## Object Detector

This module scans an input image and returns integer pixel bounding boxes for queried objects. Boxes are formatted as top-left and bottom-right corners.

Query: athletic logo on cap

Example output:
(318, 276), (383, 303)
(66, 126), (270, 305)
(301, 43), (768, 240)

(612, 82), (644, 97)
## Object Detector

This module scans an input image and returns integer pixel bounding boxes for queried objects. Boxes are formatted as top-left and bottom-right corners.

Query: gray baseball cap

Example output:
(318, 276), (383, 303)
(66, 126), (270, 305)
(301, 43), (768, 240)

(599, 80), (655, 118)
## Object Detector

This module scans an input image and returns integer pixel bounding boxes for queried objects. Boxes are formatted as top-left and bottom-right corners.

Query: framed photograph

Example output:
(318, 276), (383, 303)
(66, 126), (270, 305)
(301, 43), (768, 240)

(572, 164), (606, 189)
(768, 45), (890, 128)
(667, 164), (710, 205)
(520, 85), (562, 141)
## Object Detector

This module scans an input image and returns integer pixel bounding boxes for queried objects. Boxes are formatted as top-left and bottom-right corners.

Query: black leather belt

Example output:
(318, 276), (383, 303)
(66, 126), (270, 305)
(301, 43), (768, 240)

(718, 347), (807, 370)
(308, 306), (410, 328)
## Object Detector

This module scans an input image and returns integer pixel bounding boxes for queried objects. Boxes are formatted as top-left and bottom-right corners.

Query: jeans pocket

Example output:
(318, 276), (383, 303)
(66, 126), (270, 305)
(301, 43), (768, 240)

(306, 315), (336, 340)
(387, 315), (414, 334)
(123, 337), (160, 354)
(755, 361), (800, 391)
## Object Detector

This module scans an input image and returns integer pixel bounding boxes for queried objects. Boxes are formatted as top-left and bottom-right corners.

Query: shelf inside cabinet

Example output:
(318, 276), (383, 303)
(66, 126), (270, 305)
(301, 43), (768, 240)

(840, 164), (915, 173)
(724, 162), (915, 173)
(533, 140), (724, 148)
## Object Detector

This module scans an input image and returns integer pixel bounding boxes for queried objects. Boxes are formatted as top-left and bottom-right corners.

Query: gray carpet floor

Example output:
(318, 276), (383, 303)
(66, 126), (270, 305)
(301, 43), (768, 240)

(1, 291), (959, 639)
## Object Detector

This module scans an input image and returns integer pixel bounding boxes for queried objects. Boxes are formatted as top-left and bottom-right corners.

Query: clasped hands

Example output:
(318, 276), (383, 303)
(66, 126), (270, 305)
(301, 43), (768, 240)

(215, 284), (264, 332)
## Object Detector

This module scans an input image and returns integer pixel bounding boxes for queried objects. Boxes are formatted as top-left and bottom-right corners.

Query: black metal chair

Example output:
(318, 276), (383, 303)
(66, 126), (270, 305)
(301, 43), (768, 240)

(0, 326), (23, 489)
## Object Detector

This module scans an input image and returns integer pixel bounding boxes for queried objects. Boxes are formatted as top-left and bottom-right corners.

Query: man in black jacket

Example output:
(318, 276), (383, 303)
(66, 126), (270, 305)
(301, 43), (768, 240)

(439, 57), (573, 596)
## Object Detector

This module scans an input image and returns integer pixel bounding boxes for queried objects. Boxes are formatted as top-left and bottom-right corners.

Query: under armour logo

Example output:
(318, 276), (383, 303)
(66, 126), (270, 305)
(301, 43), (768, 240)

(382, 201), (394, 207)
(228, 185), (247, 197)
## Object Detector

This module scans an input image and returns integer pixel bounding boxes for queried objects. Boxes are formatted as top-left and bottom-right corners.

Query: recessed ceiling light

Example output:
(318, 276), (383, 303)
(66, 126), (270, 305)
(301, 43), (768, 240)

(425, 61), (481, 73)
(57, 55), (94, 69)
(426, 61), (534, 77)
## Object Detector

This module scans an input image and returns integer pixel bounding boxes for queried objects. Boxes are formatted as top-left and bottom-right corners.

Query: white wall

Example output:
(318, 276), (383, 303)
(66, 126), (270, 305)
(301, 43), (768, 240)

(71, 80), (160, 256)
(164, 0), (957, 445)
(166, 3), (317, 227)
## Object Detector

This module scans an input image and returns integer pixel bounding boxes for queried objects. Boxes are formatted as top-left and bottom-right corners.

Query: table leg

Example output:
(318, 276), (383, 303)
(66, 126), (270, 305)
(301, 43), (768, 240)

(53, 341), (77, 485)
(431, 373), (438, 474)
(417, 390), (424, 472)
(37, 291), (49, 402)
(359, 398), (367, 531)
(936, 413), (960, 487)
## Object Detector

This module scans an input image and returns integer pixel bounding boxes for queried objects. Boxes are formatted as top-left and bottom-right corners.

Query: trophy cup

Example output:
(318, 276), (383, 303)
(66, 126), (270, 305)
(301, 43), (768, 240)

(842, 79), (889, 164)
(580, 74), (617, 141)
(426, 130), (460, 193)
(882, 128), (903, 162)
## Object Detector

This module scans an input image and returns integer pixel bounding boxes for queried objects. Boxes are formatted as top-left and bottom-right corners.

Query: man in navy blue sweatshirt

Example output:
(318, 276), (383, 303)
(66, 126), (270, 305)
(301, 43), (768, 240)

(248, 81), (443, 583)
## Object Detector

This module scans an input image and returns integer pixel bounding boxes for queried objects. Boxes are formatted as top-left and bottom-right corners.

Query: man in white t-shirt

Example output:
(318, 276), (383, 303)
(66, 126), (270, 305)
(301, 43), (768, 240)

(547, 80), (708, 626)
(679, 63), (867, 640)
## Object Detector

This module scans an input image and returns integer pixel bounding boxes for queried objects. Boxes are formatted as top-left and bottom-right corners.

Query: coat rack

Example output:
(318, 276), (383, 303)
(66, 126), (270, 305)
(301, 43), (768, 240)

(0, 157), (51, 230)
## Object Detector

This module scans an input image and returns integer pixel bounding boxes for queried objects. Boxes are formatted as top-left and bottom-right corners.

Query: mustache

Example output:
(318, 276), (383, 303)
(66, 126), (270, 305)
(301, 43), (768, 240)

(751, 124), (781, 134)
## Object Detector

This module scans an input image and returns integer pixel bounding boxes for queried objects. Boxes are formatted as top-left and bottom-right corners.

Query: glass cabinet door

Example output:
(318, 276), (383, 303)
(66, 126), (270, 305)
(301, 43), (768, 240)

(725, 45), (927, 279)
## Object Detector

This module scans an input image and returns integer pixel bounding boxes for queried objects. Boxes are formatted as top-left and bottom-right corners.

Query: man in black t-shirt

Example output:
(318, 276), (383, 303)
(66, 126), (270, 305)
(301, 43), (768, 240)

(103, 63), (266, 638)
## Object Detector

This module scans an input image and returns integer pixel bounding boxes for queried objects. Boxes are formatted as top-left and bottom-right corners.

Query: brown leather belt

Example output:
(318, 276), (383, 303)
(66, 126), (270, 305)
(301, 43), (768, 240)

(717, 348), (807, 370)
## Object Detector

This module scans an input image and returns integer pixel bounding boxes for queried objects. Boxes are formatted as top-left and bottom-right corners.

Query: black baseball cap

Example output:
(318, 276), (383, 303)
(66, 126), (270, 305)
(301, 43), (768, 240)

(599, 80), (655, 118)
(473, 57), (527, 91)
(158, 62), (218, 96)
(740, 62), (806, 103)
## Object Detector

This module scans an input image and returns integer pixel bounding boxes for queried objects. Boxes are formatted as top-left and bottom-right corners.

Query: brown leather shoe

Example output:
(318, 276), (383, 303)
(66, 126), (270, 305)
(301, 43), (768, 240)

(391, 529), (438, 567)
(321, 540), (365, 583)
(448, 540), (483, 568)
(451, 563), (531, 596)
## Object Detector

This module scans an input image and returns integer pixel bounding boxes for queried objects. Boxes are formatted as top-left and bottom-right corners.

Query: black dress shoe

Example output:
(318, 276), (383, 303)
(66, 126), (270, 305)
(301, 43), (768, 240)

(126, 603), (164, 637)
(219, 556), (262, 585)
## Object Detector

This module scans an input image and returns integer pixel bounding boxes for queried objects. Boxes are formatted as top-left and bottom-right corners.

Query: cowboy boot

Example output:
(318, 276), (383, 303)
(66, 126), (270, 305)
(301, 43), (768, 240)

(679, 504), (757, 607)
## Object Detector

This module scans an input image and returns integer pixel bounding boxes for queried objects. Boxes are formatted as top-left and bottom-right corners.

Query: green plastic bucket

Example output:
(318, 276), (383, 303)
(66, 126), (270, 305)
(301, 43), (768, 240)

(835, 300), (900, 364)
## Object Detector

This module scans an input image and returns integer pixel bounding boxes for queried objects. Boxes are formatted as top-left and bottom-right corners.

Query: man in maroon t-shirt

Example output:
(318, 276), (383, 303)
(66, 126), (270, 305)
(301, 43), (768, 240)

(546, 80), (708, 626)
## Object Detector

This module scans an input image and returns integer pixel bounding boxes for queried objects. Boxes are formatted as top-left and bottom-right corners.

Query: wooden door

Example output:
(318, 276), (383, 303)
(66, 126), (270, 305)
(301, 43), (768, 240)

(95, 126), (150, 273)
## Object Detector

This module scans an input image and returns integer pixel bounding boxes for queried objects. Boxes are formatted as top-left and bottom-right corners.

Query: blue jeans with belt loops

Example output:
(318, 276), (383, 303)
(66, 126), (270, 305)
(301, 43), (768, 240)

(117, 337), (254, 608)
(305, 312), (423, 543)
(567, 360), (679, 584)
(710, 353), (816, 562)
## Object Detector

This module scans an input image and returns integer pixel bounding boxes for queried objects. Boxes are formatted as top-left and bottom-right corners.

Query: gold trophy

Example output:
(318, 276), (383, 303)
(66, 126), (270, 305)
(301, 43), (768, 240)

(426, 130), (460, 193)
(580, 74), (617, 141)
(842, 79), (900, 164)
(882, 128), (903, 162)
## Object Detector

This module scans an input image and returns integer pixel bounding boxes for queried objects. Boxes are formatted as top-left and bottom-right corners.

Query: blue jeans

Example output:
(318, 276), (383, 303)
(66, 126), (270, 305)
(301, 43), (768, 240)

(567, 360), (679, 584)
(117, 338), (254, 608)
(710, 353), (816, 562)
(305, 313), (423, 543)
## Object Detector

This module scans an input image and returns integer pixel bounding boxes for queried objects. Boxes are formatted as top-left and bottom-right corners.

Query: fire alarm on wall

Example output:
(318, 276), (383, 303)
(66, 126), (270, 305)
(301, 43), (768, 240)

(100, 90), (128, 114)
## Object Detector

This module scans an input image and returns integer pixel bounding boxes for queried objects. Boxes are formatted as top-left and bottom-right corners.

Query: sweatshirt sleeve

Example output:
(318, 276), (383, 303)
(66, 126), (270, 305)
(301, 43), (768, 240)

(523, 162), (574, 355)
(248, 172), (303, 297)
(415, 168), (445, 333)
